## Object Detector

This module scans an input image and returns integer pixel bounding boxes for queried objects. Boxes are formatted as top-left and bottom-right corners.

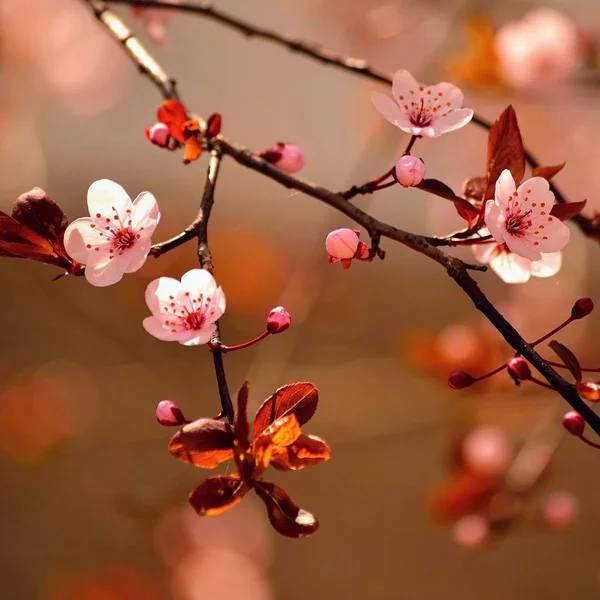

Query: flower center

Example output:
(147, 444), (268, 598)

(181, 310), (205, 330)
(112, 228), (137, 250)
(410, 99), (432, 127)
(505, 209), (533, 237)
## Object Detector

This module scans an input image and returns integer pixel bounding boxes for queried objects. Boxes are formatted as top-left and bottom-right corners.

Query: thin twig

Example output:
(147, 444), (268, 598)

(82, 0), (600, 436)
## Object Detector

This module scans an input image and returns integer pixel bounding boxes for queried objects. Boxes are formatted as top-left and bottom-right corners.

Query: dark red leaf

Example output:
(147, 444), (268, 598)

(206, 113), (222, 138)
(254, 481), (319, 538)
(416, 179), (481, 217)
(550, 200), (587, 221)
(235, 381), (251, 450)
(12, 187), (68, 243)
(157, 99), (188, 143)
(168, 418), (234, 468)
(549, 340), (582, 382)
(484, 106), (525, 200)
(532, 162), (565, 181)
(462, 176), (486, 205)
(188, 475), (247, 516)
(253, 382), (318, 439)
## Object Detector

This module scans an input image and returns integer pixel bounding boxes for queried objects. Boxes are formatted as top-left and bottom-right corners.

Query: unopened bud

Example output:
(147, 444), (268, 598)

(146, 122), (171, 147)
(448, 371), (475, 389)
(258, 142), (304, 173)
(506, 356), (531, 381)
(156, 400), (186, 426)
(562, 411), (585, 436)
(266, 306), (291, 334)
(326, 228), (360, 260)
(571, 297), (594, 319)
(395, 155), (426, 187)
(206, 113), (222, 138)
(576, 381), (600, 402)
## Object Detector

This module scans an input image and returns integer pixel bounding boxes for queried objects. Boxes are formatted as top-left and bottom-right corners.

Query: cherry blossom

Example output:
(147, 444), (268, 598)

(472, 228), (562, 284)
(484, 170), (570, 262)
(371, 69), (473, 138)
(143, 269), (226, 346)
(132, 0), (181, 45)
(64, 179), (160, 287)
(258, 142), (304, 173)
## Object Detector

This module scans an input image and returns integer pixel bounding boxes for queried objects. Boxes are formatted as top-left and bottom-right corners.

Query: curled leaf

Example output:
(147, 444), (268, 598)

(189, 475), (247, 516)
(253, 414), (303, 469)
(253, 382), (319, 438)
(234, 381), (251, 451)
(12, 187), (68, 242)
(550, 200), (587, 221)
(254, 481), (319, 538)
(484, 106), (525, 199)
(271, 433), (332, 471)
(168, 418), (234, 468)
(548, 340), (582, 382)
(532, 162), (565, 181)
(206, 113), (222, 138)
(157, 99), (188, 143)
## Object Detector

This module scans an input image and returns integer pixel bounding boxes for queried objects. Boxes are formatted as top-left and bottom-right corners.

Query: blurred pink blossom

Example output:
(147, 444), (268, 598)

(495, 8), (584, 89)
(542, 491), (579, 530)
(462, 426), (514, 478)
(453, 515), (489, 550)
(132, 0), (182, 45)
(258, 142), (305, 173)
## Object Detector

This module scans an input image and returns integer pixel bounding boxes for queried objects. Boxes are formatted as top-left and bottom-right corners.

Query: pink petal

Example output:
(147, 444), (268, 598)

(490, 252), (531, 283)
(503, 234), (542, 261)
(179, 325), (217, 346)
(471, 241), (498, 265)
(145, 277), (183, 316)
(180, 269), (218, 297)
(424, 81), (464, 110)
(143, 315), (183, 341)
(87, 179), (132, 218)
(430, 108), (473, 137)
(124, 237), (152, 273)
(131, 191), (160, 232)
(495, 170), (516, 206)
(84, 249), (131, 287)
(527, 215), (570, 253)
(516, 175), (552, 202)
(63, 218), (104, 263)
(391, 69), (421, 105)
(484, 201), (506, 244)
(529, 252), (562, 278)
(371, 91), (403, 125)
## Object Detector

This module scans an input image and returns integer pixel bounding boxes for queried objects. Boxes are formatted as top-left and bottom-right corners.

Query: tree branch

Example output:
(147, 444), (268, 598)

(82, 0), (600, 436)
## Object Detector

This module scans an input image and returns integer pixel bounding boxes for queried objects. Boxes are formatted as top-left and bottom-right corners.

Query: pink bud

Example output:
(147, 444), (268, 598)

(266, 306), (291, 334)
(571, 297), (594, 320)
(453, 515), (489, 551)
(258, 142), (304, 173)
(542, 491), (579, 530)
(156, 400), (186, 426)
(395, 155), (426, 187)
(447, 371), (474, 389)
(326, 228), (360, 260)
(146, 122), (171, 147)
(462, 426), (513, 478)
(562, 411), (585, 436)
(506, 356), (531, 381)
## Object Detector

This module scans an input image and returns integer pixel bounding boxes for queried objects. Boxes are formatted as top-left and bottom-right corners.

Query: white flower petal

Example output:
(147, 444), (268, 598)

(145, 277), (183, 316)
(528, 215), (570, 253)
(431, 108), (474, 136)
(131, 191), (160, 232)
(181, 269), (218, 297)
(143, 316), (183, 341)
(180, 325), (216, 346)
(424, 81), (464, 110)
(490, 252), (532, 283)
(484, 201), (506, 243)
(124, 237), (152, 273)
(472, 241), (499, 265)
(391, 69), (421, 105)
(84, 250), (131, 287)
(529, 252), (562, 278)
(503, 234), (542, 261)
(495, 170), (517, 206)
(371, 91), (404, 125)
(63, 218), (104, 263)
(87, 179), (132, 219)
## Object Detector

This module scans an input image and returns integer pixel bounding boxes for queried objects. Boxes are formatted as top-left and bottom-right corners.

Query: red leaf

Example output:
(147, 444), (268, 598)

(484, 106), (525, 200)
(270, 433), (332, 471)
(550, 200), (587, 221)
(206, 113), (222, 138)
(12, 187), (68, 243)
(188, 475), (247, 516)
(168, 418), (234, 468)
(253, 382), (319, 438)
(235, 381), (250, 450)
(548, 340), (582, 382)
(157, 99), (188, 143)
(416, 179), (481, 217)
(254, 481), (319, 538)
(532, 162), (565, 181)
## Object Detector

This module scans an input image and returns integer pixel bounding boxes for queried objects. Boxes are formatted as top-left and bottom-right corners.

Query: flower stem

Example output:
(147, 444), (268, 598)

(529, 318), (574, 348)
(578, 434), (600, 450)
(221, 331), (270, 353)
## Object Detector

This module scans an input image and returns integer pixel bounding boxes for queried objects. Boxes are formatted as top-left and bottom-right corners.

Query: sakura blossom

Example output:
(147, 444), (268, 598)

(495, 8), (584, 89)
(484, 170), (570, 262)
(146, 122), (171, 147)
(143, 269), (226, 346)
(64, 179), (160, 287)
(132, 0), (181, 45)
(258, 142), (305, 173)
(472, 228), (562, 284)
(395, 155), (426, 187)
(371, 69), (473, 138)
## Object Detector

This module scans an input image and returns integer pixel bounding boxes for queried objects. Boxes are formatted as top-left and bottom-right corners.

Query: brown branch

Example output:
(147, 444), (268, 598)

(82, 0), (600, 437)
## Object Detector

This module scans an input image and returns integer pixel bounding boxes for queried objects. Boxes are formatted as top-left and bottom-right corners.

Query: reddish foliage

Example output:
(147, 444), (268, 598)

(532, 162), (565, 181)
(550, 199), (587, 221)
(154, 99), (203, 164)
(549, 340), (582, 382)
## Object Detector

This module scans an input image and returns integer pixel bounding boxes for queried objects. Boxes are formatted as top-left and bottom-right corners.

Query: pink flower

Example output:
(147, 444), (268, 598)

(64, 179), (160, 287)
(395, 155), (426, 187)
(542, 491), (579, 530)
(472, 228), (562, 284)
(146, 122), (171, 147)
(371, 69), (473, 138)
(143, 269), (226, 346)
(132, 0), (181, 45)
(325, 228), (368, 269)
(484, 170), (570, 262)
(495, 8), (584, 89)
(258, 142), (304, 173)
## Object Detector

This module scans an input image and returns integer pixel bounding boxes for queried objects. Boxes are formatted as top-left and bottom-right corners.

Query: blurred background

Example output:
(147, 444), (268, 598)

(1, 0), (600, 598)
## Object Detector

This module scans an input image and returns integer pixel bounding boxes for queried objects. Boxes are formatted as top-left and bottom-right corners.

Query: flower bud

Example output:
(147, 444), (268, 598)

(395, 155), (426, 187)
(326, 228), (360, 260)
(146, 122), (171, 147)
(562, 410), (585, 436)
(542, 491), (579, 530)
(506, 356), (531, 381)
(571, 297), (594, 319)
(156, 400), (187, 426)
(576, 380), (600, 402)
(448, 371), (475, 389)
(266, 306), (291, 334)
(258, 142), (304, 173)
(206, 113), (222, 138)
